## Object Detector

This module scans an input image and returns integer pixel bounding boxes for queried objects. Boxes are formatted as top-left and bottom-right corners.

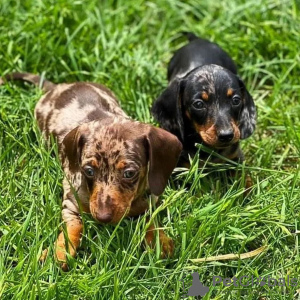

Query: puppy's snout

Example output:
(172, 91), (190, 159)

(218, 129), (234, 143)
(95, 198), (113, 224)
(96, 211), (113, 224)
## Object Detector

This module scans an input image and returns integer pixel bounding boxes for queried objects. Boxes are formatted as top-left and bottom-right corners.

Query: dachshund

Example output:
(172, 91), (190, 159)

(1, 72), (182, 270)
(152, 32), (256, 171)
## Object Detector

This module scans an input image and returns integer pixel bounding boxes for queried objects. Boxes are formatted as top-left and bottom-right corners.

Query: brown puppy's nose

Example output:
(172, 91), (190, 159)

(96, 212), (113, 224)
(218, 129), (234, 143)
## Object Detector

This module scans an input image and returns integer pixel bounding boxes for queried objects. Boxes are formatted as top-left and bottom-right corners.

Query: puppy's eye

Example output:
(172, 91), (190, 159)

(192, 100), (205, 110)
(232, 96), (241, 106)
(123, 170), (136, 179)
(83, 166), (95, 178)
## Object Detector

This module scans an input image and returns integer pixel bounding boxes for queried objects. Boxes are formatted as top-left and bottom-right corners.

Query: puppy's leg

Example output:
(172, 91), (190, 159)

(129, 196), (174, 258)
(145, 223), (174, 258)
(55, 197), (83, 271)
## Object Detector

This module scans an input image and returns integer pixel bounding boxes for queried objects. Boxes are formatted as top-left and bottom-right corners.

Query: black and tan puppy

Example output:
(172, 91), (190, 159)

(152, 33), (256, 168)
(1, 73), (182, 270)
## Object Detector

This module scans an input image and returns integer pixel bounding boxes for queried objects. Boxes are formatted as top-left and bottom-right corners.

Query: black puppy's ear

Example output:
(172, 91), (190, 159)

(238, 77), (257, 139)
(151, 78), (185, 141)
(62, 124), (89, 172)
(146, 127), (182, 196)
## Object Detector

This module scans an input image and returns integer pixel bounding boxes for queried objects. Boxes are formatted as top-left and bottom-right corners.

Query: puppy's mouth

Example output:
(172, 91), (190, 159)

(198, 132), (239, 149)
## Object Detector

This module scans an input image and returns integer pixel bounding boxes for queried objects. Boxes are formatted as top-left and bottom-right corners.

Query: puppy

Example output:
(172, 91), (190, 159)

(152, 33), (256, 168)
(1, 73), (182, 270)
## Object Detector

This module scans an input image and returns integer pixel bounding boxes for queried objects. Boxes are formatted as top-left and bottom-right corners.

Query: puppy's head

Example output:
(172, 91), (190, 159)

(62, 121), (182, 224)
(152, 64), (256, 148)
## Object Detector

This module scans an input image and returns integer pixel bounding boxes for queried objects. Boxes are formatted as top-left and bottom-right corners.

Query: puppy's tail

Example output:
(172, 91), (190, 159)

(0, 72), (55, 92)
(181, 31), (199, 42)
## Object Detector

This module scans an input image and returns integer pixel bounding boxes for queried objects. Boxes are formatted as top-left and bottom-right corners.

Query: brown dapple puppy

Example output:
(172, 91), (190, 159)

(1, 73), (182, 270)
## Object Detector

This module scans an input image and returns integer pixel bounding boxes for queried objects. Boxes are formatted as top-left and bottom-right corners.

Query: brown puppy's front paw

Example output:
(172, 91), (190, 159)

(53, 223), (82, 271)
(145, 224), (174, 258)
(55, 245), (71, 272)
(40, 246), (69, 271)
(55, 246), (69, 271)
(55, 240), (67, 263)
(54, 236), (74, 271)
(159, 232), (174, 258)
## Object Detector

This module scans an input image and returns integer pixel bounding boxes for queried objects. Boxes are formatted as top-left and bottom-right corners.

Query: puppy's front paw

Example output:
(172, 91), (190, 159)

(145, 225), (175, 258)
(55, 240), (71, 271)
(52, 236), (73, 271)
(39, 243), (70, 271)
(55, 239), (66, 260)
(159, 231), (174, 258)
(40, 246), (69, 271)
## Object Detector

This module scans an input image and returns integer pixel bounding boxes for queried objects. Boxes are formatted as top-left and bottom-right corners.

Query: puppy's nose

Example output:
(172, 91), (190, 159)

(96, 212), (113, 224)
(218, 130), (234, 143)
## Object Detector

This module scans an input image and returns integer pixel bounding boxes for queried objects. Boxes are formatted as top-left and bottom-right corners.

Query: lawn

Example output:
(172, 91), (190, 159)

(0, 0), (299, 299)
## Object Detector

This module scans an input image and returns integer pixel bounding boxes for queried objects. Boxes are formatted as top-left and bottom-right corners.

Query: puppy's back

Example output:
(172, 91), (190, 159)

(168, 33), (237, 81)
(35, 82), (128, 143)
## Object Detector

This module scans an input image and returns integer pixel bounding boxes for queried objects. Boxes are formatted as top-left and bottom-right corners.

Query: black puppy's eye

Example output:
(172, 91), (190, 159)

(192, 100), (205, 110)
(83, 166), (95, 178)
(232, 96), (241, 106)
(123, 170), (136, 179)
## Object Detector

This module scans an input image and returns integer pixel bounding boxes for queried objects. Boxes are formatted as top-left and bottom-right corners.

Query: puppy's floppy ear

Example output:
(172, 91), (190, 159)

(237, 77), (257, 139)
(62, 124), (89, 172)
(145, 127), (182, 196)
(151, 78), (186, 141)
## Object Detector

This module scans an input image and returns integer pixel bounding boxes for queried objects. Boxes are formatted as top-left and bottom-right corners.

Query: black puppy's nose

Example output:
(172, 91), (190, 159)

(218, 130), (234, 143)
(96, 212), (113, 224)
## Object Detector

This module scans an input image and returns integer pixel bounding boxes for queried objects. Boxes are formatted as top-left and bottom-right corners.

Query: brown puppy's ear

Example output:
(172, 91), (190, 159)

(62, 124), (89, 172)
(151, 78), (186, 142)
(146, 127), (182, 196)
(237, 77), (257, 139)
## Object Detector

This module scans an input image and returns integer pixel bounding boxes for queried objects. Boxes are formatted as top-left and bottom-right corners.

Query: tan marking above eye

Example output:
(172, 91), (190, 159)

(90, 160), (99, 168)
(116, 161), (126, 169)
(227, 88), (233, 97)
(201, 91), (209, 101)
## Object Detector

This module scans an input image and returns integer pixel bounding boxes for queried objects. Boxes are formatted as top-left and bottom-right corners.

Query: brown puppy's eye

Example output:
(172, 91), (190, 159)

(192, 100), (205, 110)
(83, 166), (95, 178)
(123, 170), (136, 179)
(232, 96), (241, 106)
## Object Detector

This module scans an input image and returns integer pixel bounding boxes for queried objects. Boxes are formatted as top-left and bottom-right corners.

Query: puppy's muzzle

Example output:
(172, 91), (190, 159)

(95, 201), (114, 224)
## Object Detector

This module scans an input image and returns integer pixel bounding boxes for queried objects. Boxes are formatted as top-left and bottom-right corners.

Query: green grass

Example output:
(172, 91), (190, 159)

(0, 0), (300, 299)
